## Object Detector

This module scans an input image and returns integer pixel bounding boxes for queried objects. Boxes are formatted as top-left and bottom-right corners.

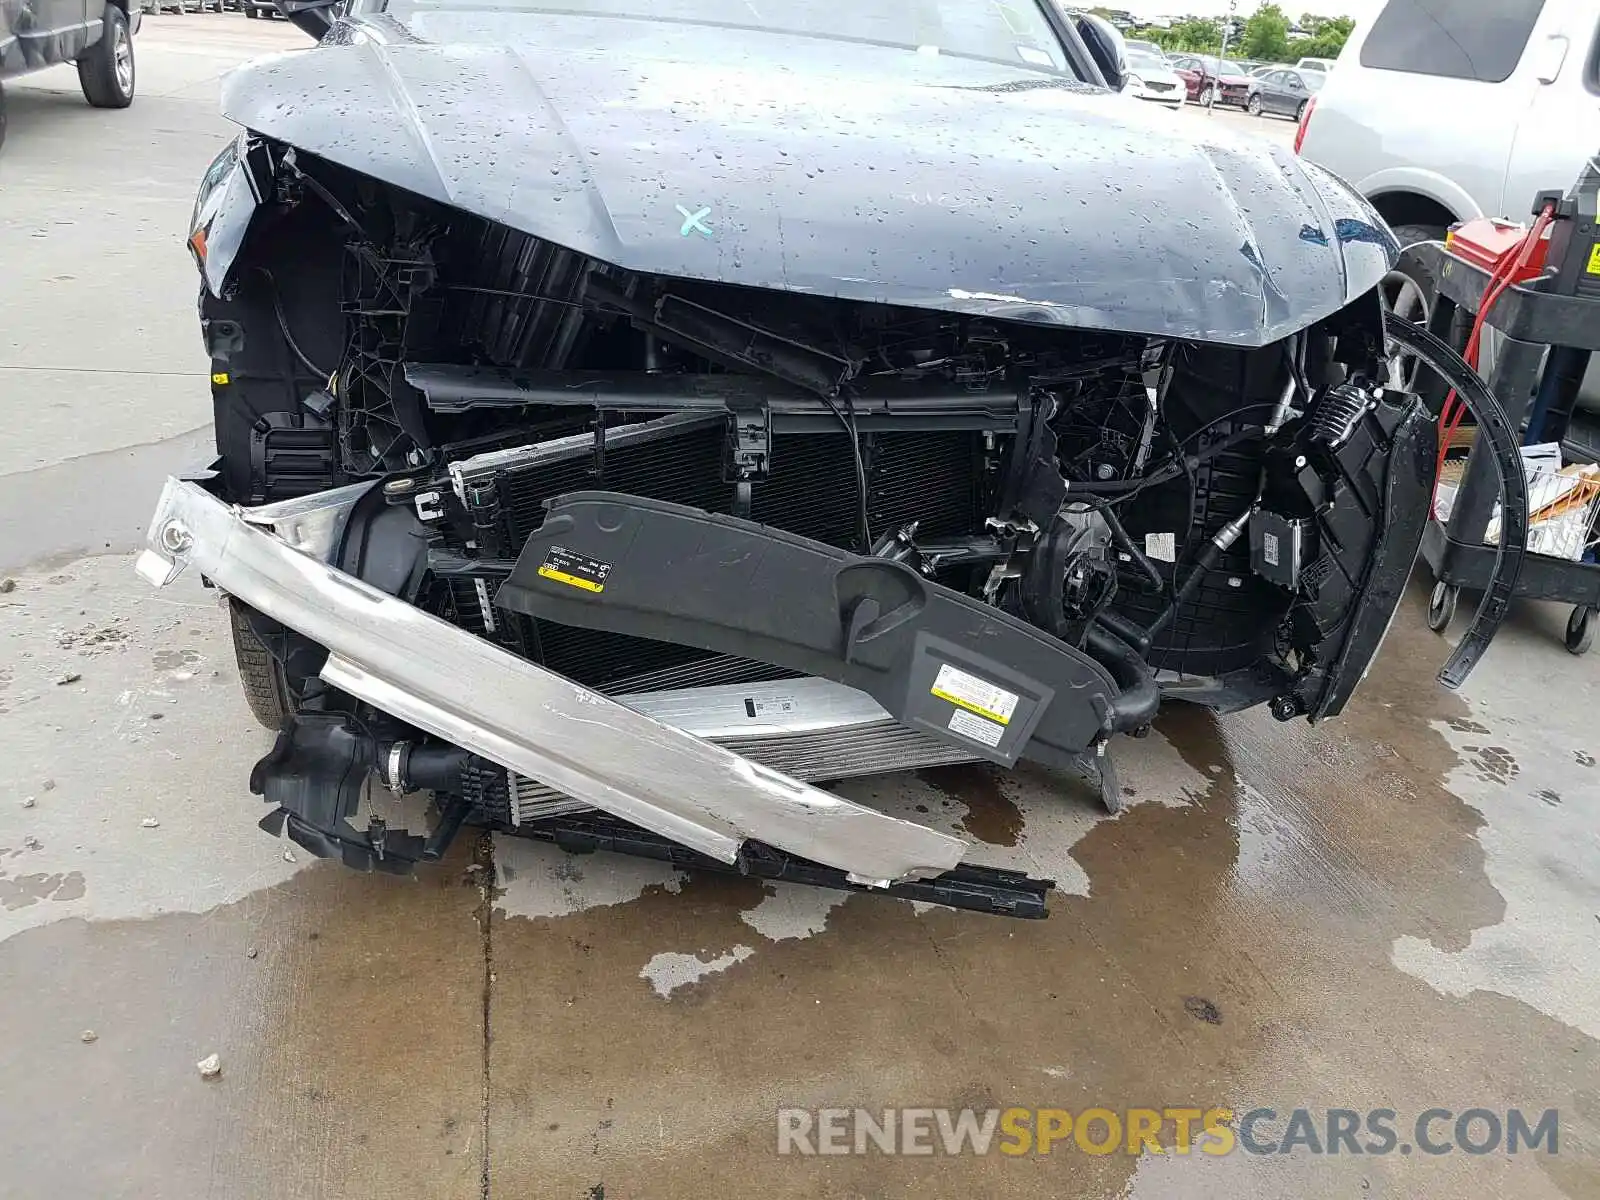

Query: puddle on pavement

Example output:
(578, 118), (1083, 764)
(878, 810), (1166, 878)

(1, 574), (1594, 1198)
(480, 608), (1596, 1199)
(919, 763), (1025, 847)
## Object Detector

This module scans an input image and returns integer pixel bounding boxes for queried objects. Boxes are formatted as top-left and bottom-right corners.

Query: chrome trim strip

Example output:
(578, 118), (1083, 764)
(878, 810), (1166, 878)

(136, 478), (966, 886)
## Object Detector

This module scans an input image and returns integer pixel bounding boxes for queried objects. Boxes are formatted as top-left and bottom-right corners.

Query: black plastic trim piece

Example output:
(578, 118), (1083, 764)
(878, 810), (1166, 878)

(496, 491), (1132, 771)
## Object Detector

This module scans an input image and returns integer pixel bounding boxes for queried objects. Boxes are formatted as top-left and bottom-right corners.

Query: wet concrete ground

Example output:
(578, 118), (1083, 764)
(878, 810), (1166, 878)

(1, 20), (1596, 1200)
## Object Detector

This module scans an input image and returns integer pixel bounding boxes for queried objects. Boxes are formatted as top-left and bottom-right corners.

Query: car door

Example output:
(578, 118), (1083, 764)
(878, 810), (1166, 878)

(1501, 0), (1600, 413)
(1257, 70), (1288, 115)
(3, 0), (93, 71)
(1278, 70), (1311, 118)
(1503, 1), (1600, 215)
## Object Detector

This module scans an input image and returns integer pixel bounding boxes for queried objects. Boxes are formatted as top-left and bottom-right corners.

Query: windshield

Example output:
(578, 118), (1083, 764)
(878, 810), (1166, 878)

(1219, 60), (1247, 75)
(1125, 49), (1167, 72)
(362, 0), (1073, 73)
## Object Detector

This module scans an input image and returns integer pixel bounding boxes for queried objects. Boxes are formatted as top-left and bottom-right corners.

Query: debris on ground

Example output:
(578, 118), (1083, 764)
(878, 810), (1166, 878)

(282, 849), (296, 863)
(22, 836), (41, 851)
(21, 797), (35, 809)
(196, 1053), (222, 1080)
(140, 817), (161, 829)
(245, 948), (257, 959)
(0, 578), (15, 594)
(56, 673), (82, 685)
(80, 1031), (97, 1044)
(41, 779), (55, 791)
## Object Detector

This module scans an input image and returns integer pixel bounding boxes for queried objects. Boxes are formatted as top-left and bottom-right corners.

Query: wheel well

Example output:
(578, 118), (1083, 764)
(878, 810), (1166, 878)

(1369, 192), (1457, 235)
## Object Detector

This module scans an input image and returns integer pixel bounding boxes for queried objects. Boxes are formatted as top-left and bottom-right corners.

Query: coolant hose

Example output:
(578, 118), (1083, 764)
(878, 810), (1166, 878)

(1085, 625), (1160, 732)
(1383, 312), (1528, 689)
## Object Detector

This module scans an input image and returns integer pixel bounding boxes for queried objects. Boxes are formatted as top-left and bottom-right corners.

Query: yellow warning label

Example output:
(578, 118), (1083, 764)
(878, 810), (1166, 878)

(929, 663), (1018, 726)
(211, 372), (230, 386)
(536, 565), (605, 593)
(1587, 243), (1600, 276)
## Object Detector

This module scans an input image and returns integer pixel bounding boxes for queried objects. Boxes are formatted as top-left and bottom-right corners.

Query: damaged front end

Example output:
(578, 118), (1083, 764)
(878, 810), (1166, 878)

(151, 22), (1486, 917)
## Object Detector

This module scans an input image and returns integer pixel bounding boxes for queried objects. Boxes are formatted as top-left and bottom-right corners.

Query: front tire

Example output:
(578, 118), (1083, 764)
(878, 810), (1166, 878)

(78, 4), (135, 109)
(1199, 84), (1215, 105)
(1383, 222), (1447, 391)
(244, 3), (257, 14)
(1295, 99), (1308, 123)
(0, 82), (8, 153)
(1246, 93), (1262, 116)
(228, 598), (294, 730)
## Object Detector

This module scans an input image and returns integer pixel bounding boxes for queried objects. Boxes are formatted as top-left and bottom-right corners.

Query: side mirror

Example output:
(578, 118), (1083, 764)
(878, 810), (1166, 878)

(275, 0), (339, 39)
(1074, 13), (1127, 91)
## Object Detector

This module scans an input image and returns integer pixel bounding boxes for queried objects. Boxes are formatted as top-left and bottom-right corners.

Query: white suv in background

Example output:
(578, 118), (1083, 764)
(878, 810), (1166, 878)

(1297, 0), (1600, 418)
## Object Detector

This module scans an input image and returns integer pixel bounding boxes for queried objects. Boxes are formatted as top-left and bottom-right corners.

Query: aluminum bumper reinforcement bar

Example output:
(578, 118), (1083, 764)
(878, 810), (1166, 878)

(135, 477), (968, 889)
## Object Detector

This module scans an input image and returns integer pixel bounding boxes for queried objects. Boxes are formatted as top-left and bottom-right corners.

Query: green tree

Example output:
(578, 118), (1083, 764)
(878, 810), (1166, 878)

(1295, 14), (1355, 61)
(1169, 16), (1223, 52)
(1241, 3), (1292, 61)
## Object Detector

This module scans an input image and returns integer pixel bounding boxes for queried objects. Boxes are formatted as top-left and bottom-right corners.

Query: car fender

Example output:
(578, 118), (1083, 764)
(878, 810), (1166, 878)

(1356, 166), (1480, 225)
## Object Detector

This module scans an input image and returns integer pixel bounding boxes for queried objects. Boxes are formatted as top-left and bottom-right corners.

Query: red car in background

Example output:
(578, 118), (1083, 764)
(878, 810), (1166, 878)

(1167, 53), (1258, 109)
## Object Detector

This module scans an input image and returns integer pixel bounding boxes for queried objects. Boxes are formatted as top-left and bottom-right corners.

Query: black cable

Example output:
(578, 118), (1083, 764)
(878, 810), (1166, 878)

(254, 267), (331, 379)
(1065, 425), (1264, 501)
(1095, 501), (1164, 592)
(824, 389), (872, 551)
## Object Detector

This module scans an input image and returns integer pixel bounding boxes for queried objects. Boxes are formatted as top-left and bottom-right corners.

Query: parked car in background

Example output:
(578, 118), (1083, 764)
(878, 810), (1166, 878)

(1252, 65), (1323, 120)
(1166, 53), (1255, 107)
(1298, 0), (1600, 418)
(1124, 37), (1167, 59)
(0, 0), (137, 148)
(1295, 56), (1335, 73)
(1121, 45), (1185, 109)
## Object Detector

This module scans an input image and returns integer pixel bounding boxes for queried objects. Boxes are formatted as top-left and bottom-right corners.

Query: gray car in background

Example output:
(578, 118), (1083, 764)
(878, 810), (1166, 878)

(1251, 65), (1323, 120)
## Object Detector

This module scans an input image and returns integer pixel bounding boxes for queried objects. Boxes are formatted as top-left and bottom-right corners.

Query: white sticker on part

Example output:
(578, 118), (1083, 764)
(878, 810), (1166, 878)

(745, 695), (797, 719)
(930, 663), (1018, 725)
(1262, 531), (1280, 567)
(948, 707), (1006, 748)
(1145, 532), (1176, 563)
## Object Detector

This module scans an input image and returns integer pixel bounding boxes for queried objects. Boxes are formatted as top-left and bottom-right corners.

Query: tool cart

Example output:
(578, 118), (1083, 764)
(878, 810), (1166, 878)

(1407, 161), (1600, 656)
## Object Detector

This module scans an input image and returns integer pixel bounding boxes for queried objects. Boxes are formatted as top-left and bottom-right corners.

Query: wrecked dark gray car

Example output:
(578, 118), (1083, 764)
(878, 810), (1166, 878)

(138, 0), (1503, 917)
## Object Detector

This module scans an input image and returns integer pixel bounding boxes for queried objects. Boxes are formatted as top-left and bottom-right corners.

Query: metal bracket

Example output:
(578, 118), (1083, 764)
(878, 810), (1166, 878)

(725, 405), (771, 480)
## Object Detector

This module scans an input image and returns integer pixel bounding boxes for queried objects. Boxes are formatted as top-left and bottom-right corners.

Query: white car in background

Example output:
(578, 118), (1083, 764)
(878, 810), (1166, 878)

(1297, 0), (1600, 420)
(1121, 46), (1185, 110)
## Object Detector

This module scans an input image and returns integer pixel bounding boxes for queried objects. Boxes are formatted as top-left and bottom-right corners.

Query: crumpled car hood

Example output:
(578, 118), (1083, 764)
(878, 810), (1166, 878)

(220, 13), (1396, 346)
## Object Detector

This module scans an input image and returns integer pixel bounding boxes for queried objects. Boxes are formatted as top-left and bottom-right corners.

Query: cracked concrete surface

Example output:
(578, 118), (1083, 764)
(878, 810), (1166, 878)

(1, 20), (1597, 1200)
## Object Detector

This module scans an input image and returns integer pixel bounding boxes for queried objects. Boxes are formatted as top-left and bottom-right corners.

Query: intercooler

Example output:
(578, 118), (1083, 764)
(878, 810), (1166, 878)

(457, 677), (981, 826)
